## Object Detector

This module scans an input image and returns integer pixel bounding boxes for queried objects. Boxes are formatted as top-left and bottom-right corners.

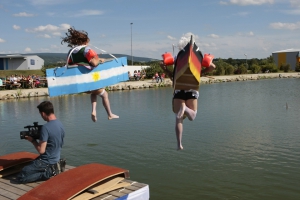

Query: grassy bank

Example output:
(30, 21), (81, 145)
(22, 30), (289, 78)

(0, 70), (44, 78)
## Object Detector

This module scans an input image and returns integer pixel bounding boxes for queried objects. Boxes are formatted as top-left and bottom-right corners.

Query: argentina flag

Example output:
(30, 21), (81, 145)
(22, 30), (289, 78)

(46, 57), (129, 97)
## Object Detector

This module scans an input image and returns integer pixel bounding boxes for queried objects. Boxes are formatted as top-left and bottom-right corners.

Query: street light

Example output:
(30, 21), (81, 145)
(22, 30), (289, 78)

(172, 44), (177, 57)
(130, 23), (133, 66)
(244, 53), (247, 69)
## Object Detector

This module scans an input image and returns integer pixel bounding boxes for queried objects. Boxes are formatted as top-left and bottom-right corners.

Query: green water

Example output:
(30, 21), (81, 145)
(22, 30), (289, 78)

(1, 78), (300, 199)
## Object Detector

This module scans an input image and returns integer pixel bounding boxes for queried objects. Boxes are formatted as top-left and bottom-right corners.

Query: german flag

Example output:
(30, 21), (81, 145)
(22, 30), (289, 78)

(174, 36), (203, 90)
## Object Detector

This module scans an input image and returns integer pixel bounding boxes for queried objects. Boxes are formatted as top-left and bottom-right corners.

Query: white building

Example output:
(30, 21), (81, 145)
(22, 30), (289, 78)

(272, 49), (300, 71)
(0, 55), (44, 70)
(127, 65), (150, 76)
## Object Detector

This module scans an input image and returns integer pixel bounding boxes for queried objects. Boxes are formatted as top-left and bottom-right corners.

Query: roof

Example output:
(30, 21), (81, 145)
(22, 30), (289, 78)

(0, 54), (42, 59)
(272, 49), (300, 53)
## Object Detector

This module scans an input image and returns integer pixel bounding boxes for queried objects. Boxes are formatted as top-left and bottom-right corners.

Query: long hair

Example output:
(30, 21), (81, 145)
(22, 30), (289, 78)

(177, 33), (198, 51)
(61, 27), (89, 48)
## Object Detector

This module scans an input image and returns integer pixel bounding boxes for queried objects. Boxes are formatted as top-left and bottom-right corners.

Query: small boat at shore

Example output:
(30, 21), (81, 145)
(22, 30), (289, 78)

(0, 152), (149, 200)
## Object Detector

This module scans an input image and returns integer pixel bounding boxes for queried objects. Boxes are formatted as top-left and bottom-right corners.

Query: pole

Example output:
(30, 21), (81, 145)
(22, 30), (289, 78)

(130, 23), (133, 66)
(244, 54), (247, 69)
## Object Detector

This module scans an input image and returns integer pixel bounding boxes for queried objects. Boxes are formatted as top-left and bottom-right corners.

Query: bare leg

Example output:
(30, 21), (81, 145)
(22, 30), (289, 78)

(177, 102), (186, 119)
(175, 116), (184, 150)
(99, 90), (119, 120)
(91, 93), (97, 122)
(184, 106), (197, 121)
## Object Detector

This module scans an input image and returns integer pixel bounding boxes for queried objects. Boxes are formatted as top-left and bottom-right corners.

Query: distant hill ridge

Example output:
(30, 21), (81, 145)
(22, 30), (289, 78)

(0, 53), (158, 65)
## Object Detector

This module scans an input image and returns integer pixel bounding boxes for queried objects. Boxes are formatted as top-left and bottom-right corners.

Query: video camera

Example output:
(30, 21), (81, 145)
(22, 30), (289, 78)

(20, 122), (42, 140)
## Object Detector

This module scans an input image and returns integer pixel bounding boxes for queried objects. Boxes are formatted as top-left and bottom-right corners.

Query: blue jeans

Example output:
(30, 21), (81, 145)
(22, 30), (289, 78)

(16, 158), (53, 183)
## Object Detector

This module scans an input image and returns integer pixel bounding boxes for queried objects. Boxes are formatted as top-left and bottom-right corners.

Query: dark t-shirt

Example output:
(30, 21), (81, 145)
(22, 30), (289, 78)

(39, 120), (65, 164)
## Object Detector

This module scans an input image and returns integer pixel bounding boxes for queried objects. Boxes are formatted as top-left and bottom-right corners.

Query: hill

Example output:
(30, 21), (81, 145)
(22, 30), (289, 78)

(14, 53), (158, 65)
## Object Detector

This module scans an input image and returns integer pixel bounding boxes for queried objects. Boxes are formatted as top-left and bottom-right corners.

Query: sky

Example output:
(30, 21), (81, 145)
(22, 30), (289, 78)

(0, 0), (299, 60)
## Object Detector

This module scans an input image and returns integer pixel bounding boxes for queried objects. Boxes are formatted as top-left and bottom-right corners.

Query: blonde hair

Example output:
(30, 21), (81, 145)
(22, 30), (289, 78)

(177, 33), (198, 50)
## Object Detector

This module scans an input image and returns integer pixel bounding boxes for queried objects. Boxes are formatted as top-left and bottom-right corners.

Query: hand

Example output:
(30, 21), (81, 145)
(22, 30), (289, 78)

(25, 136), (34, 142)
(160, 62), (166, 70)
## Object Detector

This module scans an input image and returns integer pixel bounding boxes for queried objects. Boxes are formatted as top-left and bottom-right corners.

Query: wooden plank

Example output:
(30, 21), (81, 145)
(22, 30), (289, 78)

(0, 177), (34, 191)
(0, 187), (20, 200)
(72, 179), (130, 200)
(18, 163), (129, 200)
(0, 182), (27, 196)
(0, 163), (29, 178)
(0, 152), (38, 171)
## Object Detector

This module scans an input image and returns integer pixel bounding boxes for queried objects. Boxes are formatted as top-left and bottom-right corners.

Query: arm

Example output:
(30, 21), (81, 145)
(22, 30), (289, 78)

(26, 136), (47, 154)
(160, 62), (173, 81)
(201, 62), (216, 75)
(86, 49), (106, 67)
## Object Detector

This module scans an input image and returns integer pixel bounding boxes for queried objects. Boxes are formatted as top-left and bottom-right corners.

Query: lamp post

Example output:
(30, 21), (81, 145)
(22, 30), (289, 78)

(172, 44), (176, 57)
(244, 53), (247, 69)
(130, 23), (133, 66)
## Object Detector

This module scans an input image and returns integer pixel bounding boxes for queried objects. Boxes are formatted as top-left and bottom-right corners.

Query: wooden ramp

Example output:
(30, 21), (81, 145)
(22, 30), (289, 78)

(0, 165), (149, 200)
(0, 152), (39, 178)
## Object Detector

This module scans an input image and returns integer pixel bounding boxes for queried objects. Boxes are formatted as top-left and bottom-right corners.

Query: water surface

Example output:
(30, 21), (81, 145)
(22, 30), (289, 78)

(1, 78), (300, 200)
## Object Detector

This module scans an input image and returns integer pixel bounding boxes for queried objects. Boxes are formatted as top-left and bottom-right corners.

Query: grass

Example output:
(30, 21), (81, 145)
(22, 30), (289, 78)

(0, 70), (44, 79)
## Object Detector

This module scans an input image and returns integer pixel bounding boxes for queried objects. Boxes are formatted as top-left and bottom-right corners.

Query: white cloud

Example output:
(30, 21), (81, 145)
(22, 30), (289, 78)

(28, 0), (73, 6)
(25, 24), (71, 37)
(13, 25), (21, 30)
(38, 34), (51, 38)
(208, 34), (220, 38)
(290, 0), (300, 8)
(73, 10), (104, 17)
(24, 48), (32, 52)
(269, 21), (300, 30)
(52, 32), (62, 36)
(236, 31), (255, 36)
(283, 9), (300, 15)
(0, 38), (5, 43)
(220, 0), (274, 6)
(13, 12), (34, 17)
(167, 35), (176, 40)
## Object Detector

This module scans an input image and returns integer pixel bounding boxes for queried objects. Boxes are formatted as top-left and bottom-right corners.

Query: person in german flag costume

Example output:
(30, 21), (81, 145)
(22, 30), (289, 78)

(160, 34), (216, 150)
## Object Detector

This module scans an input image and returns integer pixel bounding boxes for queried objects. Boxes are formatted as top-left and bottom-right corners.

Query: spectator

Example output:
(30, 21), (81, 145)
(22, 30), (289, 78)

(137, 70), (141, 81)
(140, 70), (146, 81)
(153, 72), (159, 82)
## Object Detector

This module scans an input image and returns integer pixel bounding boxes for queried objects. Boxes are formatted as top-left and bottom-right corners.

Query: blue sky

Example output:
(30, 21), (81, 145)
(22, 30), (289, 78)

(0, 0), (299, 60)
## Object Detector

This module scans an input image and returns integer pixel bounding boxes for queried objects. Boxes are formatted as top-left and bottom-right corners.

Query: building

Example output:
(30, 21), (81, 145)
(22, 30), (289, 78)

(0, 55), (44, 70)
(272, 49), (300, 71)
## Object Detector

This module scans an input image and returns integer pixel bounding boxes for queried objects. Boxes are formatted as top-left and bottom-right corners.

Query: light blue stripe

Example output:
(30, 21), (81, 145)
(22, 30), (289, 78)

(48, 72), (128, 97)
(46, 57), (127, 78)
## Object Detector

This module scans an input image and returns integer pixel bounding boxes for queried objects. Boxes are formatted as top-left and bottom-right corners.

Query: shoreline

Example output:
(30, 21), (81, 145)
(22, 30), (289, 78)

(1, 72), (299, 101)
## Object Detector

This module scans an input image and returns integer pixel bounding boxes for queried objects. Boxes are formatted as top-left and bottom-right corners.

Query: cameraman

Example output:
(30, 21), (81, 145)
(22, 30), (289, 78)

(16, 101), (65, 183)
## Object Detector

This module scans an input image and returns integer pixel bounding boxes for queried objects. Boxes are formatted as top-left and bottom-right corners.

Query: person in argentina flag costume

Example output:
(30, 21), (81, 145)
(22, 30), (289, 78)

(61, 27), (119, 122)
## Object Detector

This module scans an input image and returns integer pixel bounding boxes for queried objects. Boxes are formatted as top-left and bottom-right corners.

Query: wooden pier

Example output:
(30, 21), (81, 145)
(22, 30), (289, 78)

(0, 165), (149, 200)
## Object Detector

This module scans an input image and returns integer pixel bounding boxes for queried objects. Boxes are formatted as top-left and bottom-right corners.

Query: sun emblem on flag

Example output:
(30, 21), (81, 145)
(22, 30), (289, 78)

(92, 72), (100, 82)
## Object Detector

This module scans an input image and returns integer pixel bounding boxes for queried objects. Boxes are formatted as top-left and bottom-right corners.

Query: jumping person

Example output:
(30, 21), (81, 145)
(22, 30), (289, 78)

(160, 34), (216, 150)
(61, 27), (119, 122)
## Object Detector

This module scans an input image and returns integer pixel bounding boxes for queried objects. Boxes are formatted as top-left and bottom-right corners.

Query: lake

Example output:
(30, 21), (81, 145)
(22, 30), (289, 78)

(1, 78), (300, 200)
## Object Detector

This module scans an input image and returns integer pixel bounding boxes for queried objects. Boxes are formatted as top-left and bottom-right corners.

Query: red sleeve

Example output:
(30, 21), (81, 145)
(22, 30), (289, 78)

(85, 49), (99, 62)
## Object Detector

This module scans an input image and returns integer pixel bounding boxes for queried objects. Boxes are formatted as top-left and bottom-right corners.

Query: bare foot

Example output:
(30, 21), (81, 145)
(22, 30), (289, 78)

(108, 114), (119, 120)
(91, 112), (97, 122)
(177, 103), (186, 119)
(177, 146), (184, 150)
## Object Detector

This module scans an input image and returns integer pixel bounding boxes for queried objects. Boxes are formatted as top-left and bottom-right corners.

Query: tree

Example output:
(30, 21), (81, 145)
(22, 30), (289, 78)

(250, 64), (261, 74)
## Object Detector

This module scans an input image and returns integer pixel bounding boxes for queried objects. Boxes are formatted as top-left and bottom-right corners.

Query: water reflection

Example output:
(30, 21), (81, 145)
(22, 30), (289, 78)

(0, 79), (300, 199)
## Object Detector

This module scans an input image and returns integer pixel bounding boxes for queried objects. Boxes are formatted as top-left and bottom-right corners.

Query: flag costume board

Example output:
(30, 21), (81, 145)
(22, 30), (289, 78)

(46, 57), (128, 97)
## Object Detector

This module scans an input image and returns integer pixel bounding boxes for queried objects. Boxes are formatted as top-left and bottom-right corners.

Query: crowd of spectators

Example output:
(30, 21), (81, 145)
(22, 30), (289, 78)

(0, 74), (44, 89)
